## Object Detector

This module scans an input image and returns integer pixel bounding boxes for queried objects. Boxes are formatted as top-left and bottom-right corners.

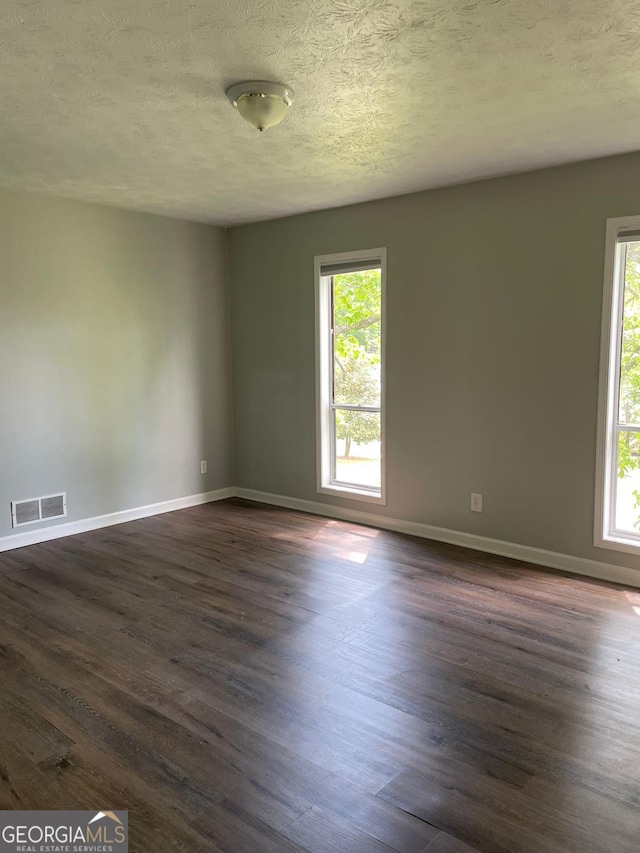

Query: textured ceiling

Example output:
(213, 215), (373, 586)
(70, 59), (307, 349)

(1, 0), (640, 224)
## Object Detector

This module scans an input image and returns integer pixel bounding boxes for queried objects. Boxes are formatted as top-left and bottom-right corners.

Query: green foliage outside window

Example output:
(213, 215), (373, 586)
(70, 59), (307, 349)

(332, 270), (381, 458)
(617, 243), (640, 527)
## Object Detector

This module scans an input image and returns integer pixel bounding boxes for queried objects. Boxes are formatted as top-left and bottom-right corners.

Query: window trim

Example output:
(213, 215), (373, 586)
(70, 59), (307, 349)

(315, 248), (386, 505)
(595, 215), (640, 554)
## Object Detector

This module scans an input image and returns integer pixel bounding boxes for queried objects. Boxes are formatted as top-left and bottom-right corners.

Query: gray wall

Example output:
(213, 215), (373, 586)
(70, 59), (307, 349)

(228, 151), (640, 572)
(0, 188), (233, 541)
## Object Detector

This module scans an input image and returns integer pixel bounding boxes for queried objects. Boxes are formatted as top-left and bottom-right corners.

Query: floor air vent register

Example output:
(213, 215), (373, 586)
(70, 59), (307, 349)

(11, 493), (67, 527)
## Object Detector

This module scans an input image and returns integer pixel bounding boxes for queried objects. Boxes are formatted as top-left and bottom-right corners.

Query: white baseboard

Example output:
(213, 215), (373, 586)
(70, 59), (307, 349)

(235, 487), (640, 589)
(3, 482), (639, 588)
(0, 487), (234, 553)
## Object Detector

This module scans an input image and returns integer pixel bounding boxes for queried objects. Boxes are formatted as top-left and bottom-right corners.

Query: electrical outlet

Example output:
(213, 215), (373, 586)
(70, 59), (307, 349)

(471, 493), (482, 512)
(200, 460), (207, 474)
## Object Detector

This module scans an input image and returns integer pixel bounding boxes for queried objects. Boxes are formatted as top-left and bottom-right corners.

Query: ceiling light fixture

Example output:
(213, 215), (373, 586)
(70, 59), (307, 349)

(226, 81), (294, 132)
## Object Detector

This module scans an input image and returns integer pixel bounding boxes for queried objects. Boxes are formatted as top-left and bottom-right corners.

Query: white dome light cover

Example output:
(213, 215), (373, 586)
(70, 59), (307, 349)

(226, 81), (295, 132)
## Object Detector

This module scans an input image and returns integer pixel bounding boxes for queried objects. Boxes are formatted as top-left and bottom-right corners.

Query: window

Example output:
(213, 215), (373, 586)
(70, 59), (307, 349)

(315, 249), (386, 503)
(596, 217), (640, 552)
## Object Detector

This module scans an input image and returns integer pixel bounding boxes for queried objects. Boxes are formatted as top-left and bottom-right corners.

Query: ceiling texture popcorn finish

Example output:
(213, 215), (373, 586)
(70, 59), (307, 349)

(1, 0), (639, 225)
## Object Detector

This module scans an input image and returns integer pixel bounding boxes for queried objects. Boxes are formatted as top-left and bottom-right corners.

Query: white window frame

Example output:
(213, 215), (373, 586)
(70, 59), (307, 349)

(315, 248), (386, 505)
(595, 215), (640, 554)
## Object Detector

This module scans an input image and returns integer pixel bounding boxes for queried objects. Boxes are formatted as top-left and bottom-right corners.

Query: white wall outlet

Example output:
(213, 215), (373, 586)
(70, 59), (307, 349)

(471, 493), (482, 512)
(200, 460), (207, 474)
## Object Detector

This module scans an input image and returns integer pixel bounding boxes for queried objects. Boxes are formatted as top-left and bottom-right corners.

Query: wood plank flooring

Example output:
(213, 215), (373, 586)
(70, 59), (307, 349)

(0, 497), (639, 852)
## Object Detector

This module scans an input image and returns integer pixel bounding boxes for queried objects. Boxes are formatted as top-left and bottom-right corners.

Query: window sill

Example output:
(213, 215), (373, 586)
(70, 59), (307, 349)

(318, 484), (386, 506)
(594, 532), (640, 556)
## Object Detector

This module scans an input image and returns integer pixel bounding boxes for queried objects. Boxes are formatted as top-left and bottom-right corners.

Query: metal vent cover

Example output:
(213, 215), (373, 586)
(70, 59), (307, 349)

(40, 494), (65, 519)
(11, 492), (67, 528)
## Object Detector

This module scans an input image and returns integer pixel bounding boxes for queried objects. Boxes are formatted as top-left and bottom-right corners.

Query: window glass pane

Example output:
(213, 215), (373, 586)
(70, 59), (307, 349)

(614, 429), (640, 534)
(333, 269), (381, 407)
(334, 409), (381, 489)
(618, 241), (640, 425)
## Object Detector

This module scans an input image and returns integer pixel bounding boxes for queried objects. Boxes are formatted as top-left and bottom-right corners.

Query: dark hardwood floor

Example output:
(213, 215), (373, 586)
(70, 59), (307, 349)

(1, 498), (639, 852)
